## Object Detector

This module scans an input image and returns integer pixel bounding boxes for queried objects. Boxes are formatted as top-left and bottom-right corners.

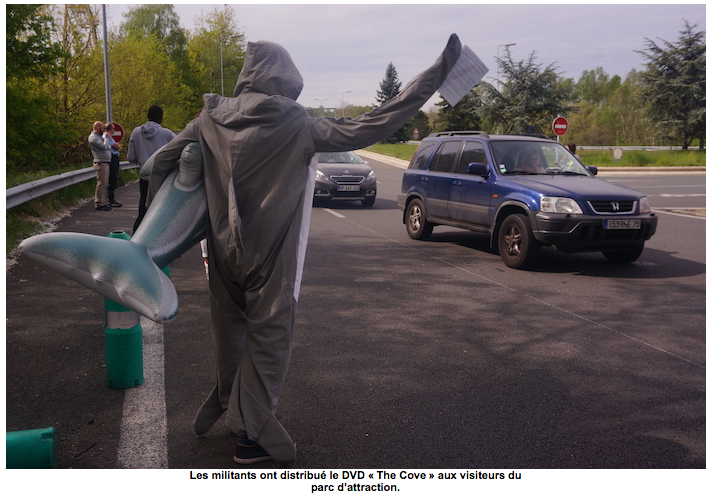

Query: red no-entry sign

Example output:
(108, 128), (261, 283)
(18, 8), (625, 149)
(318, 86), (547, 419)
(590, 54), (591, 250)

(552, 117), (568, 136)
(109, 122), (124, 142)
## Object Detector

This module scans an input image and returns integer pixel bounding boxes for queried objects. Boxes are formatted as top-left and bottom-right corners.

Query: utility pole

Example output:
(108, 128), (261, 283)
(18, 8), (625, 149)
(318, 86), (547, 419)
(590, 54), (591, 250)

(102, 5), (112, 122)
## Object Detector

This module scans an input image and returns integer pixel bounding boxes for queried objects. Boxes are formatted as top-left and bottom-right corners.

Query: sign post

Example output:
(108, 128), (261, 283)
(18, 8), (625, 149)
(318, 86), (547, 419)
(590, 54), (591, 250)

(552, 116), (568, 142)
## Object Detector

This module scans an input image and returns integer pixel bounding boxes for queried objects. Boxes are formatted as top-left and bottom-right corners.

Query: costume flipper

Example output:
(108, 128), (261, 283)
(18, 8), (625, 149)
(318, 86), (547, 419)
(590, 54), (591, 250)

(19, 232), (178, 322)
(19, 143), (207, 323)
(132, 142), (207, 269)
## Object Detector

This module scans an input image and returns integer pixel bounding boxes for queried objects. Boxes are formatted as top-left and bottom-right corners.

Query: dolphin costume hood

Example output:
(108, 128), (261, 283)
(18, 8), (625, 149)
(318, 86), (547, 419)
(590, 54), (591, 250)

(233, 41), (303, 100)
(144, 35), (463, 464)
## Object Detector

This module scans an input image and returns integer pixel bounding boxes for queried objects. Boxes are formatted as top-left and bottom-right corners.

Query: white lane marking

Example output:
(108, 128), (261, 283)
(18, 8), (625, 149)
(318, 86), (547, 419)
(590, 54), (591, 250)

(117, 317), (168, 469)
(652, 209), (706, 219)
(323, 208), (346, 219)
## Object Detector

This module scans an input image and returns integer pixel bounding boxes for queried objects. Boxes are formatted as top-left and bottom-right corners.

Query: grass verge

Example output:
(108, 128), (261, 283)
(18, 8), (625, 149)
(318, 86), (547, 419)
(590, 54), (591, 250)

(365, 143), (705, 167)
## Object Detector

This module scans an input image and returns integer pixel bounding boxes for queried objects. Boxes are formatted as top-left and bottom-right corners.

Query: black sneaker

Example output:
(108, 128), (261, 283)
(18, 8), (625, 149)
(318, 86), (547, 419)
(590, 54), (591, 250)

(234, 437), (272, 464)
(95, 205), (112, 211)
(109, 201), (123, 208)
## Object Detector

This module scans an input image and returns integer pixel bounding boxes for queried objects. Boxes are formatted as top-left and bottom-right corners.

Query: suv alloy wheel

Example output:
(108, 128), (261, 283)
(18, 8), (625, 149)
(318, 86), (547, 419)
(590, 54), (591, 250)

(498, 213), (539, 269)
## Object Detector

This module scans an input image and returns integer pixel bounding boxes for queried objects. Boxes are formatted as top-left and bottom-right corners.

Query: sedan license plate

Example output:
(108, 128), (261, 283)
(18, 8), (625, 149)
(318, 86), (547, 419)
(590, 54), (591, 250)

(604, 219), (641, 230)
(337, 185), (360, 192)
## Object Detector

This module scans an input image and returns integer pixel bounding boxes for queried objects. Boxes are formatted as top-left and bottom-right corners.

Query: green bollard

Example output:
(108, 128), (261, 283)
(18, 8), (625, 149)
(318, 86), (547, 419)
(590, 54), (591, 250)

(104, 231), (144, 389)
(6, 427), (57, 469)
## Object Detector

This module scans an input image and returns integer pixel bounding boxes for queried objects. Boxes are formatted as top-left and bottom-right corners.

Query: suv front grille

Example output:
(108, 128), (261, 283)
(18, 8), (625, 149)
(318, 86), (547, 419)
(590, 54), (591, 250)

(588, 200), (636, 214)
(330, 175), (364, 184)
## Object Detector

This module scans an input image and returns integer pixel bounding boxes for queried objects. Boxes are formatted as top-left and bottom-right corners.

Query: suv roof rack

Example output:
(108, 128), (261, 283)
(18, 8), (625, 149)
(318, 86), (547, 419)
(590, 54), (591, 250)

(427, 131), (489, 138)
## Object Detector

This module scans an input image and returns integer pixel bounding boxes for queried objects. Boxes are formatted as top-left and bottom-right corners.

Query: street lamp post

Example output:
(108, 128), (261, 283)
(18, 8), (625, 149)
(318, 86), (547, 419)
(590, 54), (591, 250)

(314, 98), (328, 117)
(101, 5), (112, 122)
(341, 90), (352, 117)
(496, 43), (516, 90)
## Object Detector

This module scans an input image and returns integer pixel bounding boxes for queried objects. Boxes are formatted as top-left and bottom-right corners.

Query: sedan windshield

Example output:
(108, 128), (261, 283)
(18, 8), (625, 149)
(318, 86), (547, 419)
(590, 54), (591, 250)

(490, 141), (589, 176)
(316, 151), (364, 164)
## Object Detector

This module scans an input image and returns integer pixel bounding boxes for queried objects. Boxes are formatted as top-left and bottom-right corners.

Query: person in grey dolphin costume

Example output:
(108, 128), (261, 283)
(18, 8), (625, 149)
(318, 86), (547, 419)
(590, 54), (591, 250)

(147, 34), (463, 464)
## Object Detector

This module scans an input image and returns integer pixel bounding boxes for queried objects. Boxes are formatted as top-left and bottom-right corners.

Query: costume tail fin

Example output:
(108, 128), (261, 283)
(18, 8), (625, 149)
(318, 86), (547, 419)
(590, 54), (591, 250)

(18, 143), (207, 323)
(19, 232), (178, 322)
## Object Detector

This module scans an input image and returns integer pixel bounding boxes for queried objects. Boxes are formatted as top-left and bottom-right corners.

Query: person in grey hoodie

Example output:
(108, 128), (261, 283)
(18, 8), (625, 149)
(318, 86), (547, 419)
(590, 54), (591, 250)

(147, 35), (463, 465)
(128, 105), (176, 232)
(88, 121), (112, 211)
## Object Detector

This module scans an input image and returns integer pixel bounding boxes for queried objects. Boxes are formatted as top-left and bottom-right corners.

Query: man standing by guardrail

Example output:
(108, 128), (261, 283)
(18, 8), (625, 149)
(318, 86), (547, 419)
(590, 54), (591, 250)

(128, 105), (176, 232)
(104, 123), (122, 208)
(88, 121), (112, 211)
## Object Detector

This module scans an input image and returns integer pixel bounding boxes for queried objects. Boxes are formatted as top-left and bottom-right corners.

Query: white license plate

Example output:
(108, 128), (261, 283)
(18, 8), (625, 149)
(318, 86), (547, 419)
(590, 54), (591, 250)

(337, 185), (360, 192)
(604, 219), (641, 230)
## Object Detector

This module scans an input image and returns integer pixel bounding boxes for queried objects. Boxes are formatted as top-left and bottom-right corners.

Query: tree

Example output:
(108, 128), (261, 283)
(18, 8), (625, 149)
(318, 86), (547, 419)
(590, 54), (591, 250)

(108, 36), (195, 133)
(120, 4), (197, 115)
(568, 69), (653, 146)
(572, 67), (622, 105)
(376, 62), (401, 105)
(6, 4), (70, 171)
(41, 4), (106, 164)
(120, 4), (187, 65)
(406, 110), (431, 140)
(6, 4), (66, 77)
(375, 62), (407, 142)
(433, 89), (482, 132)
(637, 20), (706, 149)
(479, 51), (574, 135)
(187, 6), (245, 98)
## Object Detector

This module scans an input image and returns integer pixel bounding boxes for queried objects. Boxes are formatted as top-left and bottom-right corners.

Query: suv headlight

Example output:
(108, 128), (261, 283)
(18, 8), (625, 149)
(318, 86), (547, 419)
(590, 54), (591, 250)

(639, 196), (651, 213)
(367, 170), (376, 181)
(540, 196), (583, 214)
(316, 170), (329, 181)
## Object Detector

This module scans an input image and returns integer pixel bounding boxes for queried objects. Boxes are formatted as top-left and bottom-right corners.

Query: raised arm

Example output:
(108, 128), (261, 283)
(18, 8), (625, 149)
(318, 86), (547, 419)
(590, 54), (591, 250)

(309, 34), (462, 152)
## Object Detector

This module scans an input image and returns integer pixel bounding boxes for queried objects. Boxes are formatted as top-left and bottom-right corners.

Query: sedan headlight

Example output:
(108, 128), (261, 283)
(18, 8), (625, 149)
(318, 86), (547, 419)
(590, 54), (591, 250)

(540, 196), (583, 214)
(639, 196), (652, 213)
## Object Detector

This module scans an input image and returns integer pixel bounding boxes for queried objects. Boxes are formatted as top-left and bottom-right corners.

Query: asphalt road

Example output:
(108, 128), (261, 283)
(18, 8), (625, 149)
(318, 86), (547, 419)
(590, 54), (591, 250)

(5, 157), (706, 483)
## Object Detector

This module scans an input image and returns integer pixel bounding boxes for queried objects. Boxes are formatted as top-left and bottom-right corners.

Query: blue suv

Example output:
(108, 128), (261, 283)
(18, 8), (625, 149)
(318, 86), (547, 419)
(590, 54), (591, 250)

(398, 132), (658, 269)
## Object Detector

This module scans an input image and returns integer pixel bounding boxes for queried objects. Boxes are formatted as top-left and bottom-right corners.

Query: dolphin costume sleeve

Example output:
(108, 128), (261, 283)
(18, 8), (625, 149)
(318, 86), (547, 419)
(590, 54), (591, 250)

(143, 34), (465, 464)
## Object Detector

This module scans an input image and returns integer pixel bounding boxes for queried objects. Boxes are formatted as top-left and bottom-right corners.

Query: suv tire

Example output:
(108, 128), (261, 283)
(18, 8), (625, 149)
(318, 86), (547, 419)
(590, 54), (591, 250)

(405, 198), (434, 240)
(498, 213), (539, 269)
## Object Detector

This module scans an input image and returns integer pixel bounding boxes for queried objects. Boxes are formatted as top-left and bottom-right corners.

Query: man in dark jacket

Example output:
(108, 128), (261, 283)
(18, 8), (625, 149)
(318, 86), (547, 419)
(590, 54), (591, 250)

(128, 105), (176, 232)
(148, 35), (464, 464)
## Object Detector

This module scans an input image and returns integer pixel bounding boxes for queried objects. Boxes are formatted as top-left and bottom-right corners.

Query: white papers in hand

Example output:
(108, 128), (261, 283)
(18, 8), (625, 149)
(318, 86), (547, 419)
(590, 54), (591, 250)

(438, 45), (489, 107)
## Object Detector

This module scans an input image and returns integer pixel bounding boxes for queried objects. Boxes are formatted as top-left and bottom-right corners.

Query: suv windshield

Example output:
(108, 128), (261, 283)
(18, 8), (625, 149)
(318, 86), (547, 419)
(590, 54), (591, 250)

(490, 140), (588, 176)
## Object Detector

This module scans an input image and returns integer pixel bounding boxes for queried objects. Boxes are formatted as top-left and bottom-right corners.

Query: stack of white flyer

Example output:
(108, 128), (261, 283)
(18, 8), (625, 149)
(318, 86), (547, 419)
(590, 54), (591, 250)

(438, 45), (489, 107)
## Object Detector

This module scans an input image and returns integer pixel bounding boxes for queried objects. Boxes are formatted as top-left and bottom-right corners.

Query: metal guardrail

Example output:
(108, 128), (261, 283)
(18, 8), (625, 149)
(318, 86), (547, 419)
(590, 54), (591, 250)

(6, 161), (138, 209)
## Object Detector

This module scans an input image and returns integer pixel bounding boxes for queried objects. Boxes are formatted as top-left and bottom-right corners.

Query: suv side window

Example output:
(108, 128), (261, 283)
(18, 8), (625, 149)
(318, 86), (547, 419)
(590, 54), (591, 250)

(408, 142), (435, 170)
(429, 140), (463, 173)
(456, 141), (487, 174)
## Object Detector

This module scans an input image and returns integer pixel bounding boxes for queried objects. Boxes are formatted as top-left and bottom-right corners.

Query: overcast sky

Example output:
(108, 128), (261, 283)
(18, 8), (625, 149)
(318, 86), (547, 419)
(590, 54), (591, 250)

(106, 2), (707, 111)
